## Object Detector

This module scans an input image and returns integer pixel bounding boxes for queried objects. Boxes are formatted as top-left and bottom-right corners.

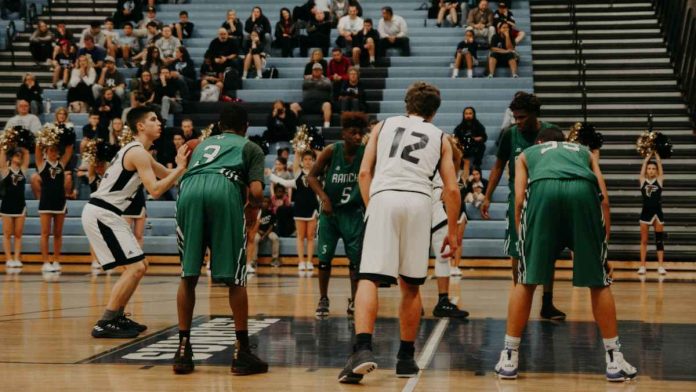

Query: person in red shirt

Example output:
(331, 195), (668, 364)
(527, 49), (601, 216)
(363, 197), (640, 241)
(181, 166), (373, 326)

(327, 47), (352, 93)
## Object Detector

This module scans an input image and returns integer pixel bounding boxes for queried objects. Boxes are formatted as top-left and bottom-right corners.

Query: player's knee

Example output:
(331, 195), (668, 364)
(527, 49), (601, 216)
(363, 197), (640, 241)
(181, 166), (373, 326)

(655, 231), (665, 251)
(129, 261), (148, 278)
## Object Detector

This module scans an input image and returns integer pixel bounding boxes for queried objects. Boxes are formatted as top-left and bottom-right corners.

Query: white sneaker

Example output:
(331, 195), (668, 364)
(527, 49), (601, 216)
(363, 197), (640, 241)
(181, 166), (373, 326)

(91, 260), (101, 270)
(6, 260), (22, 268)
(52, 262), (62, 271)
(298, 261), (306, 271)
(657, 266), (667, 275)
(605, 350), (637, 382)
(494, 349), (519, 379)
(246, 263), (256, 274)
(305, 261), (314, 271)
(637, 266), (646, 275)
(42, 262), (55, 272)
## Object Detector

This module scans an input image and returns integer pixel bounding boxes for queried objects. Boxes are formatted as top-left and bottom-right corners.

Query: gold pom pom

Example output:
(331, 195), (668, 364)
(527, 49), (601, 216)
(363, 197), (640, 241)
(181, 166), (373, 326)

(566, 122), (582, 144)
(37, 123), (62, 148)
(292, 124), (314, 153)
(636, 130), (656, 158)
(0, 126), (19, 151)
(199, 123), (215, 141)
(118, 125), (134, 147)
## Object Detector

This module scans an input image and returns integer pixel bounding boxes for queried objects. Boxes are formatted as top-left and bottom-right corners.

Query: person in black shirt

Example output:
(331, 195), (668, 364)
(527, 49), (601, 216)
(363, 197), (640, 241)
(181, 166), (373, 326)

(113, 0), (142, 28)
(169, 46), (197, 93)
(244, 6), (272, 49)
(52, 43), (76, 89)
(179, 118), (201, 141)
(488, 21), (518, 78)
(263, 100), (298, 143)
(351, 18), (379, 66)
(96, 88), (123, 124)
(155, 68), (185, 122)
(452, 29), (478, 78)
(303, 49), (328, 78)
(249, 197), (282, 268)
(453, 106), (487, 167)
(222, 9), (245, 44)
(173, 10), (195, 42)
(300, 10), (331, 57)
(16, 73), (43, 115)
(81, 112), (110, 155)
(207, 28), (242, 74)
(493, 1), (524, 44)
(242, 31), (265, 80)
(273, 7), (299, 57)
(336, 67), (365, 112)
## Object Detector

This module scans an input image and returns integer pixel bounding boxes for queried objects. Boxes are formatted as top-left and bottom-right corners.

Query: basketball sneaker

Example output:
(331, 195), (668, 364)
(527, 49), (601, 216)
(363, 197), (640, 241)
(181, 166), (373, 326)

(540, 304), (566, 321)
(494, 349), (519, 379)
(173, 336), (194, 374)
(91, 319), (140, 338)
(6, 260), (22, 268)
(298, 261), (306, 271)
(305, 261), (314, 271)
(246, 263), (256, 274)
(338, 348), (377, 384)
(637, 266), (646, 275)
(658, 266), (667, 275)
(41, 262), (55, 272)
(346, 298), (355, 317)
(395, 357), (419, 378)
(606, 350), (637, 382)
(271, 257), (281, 267)
(432, 297), (470, 318)
(118, 314), (147, 333)
(315, 296), (330, 318)
(231, 342), (269, 375)
(51, 261), (62, 271)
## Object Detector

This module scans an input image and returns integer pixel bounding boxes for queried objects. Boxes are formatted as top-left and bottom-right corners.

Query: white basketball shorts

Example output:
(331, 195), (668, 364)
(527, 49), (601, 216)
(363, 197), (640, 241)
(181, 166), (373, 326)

(81, 202), (145, 270)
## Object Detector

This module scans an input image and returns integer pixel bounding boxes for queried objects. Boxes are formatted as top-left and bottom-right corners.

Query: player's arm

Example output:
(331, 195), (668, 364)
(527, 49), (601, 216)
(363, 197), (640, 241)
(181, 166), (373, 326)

(150, 155), (177, 179)
(481, 158), (505, 219)
(439, 136), (461, 258)
(639, 153), (650, 184)
(244, 142), (267, 228)
(358, 121), (381, 207)
(591, 152), (611, 241)
(127, 145), (188, 198)
(60, 143), (74, 168)
(514, 153), (528, 235)
(307, 144), (334, 214)
(654, 151), (664, 184)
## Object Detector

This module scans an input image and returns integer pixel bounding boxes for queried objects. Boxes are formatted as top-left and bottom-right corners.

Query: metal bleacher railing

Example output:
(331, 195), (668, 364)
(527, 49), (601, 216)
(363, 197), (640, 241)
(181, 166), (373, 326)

(653, 0), (696, 120)
(568, 0), (588, 121)
(6, 20), (17, 67)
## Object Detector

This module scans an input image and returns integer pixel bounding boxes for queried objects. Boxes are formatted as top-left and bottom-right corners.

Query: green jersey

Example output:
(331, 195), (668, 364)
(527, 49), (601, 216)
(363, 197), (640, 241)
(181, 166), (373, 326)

(496, 121), (557, 190)
(181, 133), (265, 188)
(323, 142), (365, 210)
(525, 141), (598, 185)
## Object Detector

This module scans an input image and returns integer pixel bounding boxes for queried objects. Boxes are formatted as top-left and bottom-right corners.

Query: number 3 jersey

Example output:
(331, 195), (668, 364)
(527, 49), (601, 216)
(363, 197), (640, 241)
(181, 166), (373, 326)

(524, 142), (598, 186)
(324, 141), (365, 210)
(90, 141), (144, 212)
(370, 115), (444, 198)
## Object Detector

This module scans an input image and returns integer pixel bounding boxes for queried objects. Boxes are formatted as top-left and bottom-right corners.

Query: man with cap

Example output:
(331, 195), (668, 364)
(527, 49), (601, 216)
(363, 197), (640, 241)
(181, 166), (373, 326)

(493, 1), (525, 44)
(93, 56), (126, 100)
(291, 62), (333, 128)
(135, 6), (163, 38)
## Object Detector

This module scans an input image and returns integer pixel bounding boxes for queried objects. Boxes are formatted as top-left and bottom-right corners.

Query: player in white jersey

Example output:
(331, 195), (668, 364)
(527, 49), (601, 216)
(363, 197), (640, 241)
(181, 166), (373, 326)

(82, 106), (189, 339)
(339, 82), (461, 384)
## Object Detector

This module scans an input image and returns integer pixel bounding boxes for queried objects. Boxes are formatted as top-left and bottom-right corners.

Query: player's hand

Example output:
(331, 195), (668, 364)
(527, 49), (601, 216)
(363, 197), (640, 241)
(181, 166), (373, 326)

(441, 231), (459, 259)
(175, 144), (190, 168)
(321, 198), (333, 215)
(480, 198), (491, 220)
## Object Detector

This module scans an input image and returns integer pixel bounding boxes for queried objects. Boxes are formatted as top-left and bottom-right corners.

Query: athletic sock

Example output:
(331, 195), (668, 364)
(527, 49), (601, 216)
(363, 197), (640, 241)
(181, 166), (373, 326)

(236, 330), (250, 351)
(467, 69), (473, 78)
(438, 293), (448, 302)
(504, 334), (521, 351)
(323, 121), (330, 128)
(451, 68), (459, 78)
(179, 330), (190, 342)
(603, 336), (621, 352)
(355, 333), (372, 351)
(398, 340), (415, 359)
(117, 306), (125, 317)
(369, 56), (375, 63)
(101, 309), (119, 321)
(542, 291), (553, 307)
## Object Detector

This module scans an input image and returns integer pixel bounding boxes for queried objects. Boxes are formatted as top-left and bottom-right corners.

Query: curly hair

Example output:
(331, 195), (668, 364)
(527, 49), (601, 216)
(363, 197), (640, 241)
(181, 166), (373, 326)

(404, 82), (441, 119)
(509, 92), (541, 116)
(341, 111), (369, 131)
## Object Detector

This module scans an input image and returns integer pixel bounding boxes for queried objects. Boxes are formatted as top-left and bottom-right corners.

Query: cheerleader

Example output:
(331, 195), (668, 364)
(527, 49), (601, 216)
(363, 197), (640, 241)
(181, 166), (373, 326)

(123, 184), (146, 248)
(1, 147), (29, 268)
(268, 150), (319, 272)
(35, 140), (73, 273)
(638, 151), (666, 275)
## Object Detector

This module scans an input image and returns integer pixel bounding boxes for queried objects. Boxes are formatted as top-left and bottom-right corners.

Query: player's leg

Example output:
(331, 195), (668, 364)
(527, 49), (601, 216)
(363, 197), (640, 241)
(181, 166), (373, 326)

(654, 221), (666, 274)
(316, 213), (339, 318)
(132, 216), (145, 248)
(397, 278), (422, 377)
(638, 222), (648, 274)
(295, 219), (307, 270)
(431, 223), (468, 318)
(341, 208), (366, 316)
(451, 219), (465, 276)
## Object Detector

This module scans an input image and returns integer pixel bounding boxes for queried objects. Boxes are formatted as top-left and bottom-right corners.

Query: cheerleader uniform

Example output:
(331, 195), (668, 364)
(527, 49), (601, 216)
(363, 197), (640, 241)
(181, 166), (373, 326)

(122, 184), (146, 219)
(640, 178), (664, 224)
(0, 168), (27, 217)
(292, 172), (319, 221)
(38, 160), (67, 214)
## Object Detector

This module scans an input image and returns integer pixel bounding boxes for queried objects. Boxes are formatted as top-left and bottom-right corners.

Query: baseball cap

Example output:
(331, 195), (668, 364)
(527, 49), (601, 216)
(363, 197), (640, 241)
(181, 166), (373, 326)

(498, 1), (508, 7)
(312, 63), (323, 70)
(147, 6), (156, 12)
(104, 55), (116, 63)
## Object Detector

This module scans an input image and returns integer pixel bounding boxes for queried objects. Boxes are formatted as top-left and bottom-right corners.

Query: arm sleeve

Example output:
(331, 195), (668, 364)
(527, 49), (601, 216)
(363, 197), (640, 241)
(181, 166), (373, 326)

(243, 142), (266, 186)
(495, 129), (511, 161)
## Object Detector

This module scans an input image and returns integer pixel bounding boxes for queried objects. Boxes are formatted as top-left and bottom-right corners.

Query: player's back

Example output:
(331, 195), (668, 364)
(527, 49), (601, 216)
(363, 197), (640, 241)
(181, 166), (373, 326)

(370, 115), (444, 197)
(525, 141), (597, 185)
(182, 133), (251, 184)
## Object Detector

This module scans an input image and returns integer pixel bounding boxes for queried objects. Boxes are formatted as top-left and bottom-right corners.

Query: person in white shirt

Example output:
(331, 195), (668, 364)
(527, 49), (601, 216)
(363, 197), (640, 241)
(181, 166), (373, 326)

(102, 18), (120, 58)
(79, 21), (106, 48)
(336, 5), (363, 49)
(154, 26), (181, 66)
(377, 6), (410, 57)
(5, 100), (41, 133)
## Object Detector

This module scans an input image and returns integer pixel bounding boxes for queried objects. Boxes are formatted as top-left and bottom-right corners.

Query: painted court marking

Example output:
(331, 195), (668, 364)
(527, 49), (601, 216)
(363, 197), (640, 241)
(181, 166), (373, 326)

(401, 296), (458, 392)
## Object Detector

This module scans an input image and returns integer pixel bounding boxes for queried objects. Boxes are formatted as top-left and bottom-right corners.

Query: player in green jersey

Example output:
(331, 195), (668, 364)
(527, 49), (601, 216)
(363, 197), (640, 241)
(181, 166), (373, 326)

(495, 127), (637, 382)
(173, 104), (268, 376)
(307, 112), (369, 318)
(480, 92), (565, 320)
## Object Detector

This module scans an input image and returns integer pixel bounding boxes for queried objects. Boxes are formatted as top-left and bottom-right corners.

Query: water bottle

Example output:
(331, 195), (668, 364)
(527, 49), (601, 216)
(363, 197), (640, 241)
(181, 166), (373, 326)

(43, 98), (51, 114)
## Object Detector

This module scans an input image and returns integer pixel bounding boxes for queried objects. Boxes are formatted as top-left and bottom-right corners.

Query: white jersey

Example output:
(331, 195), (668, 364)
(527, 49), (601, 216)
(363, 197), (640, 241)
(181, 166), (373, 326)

(90, 141), (144, 212)
(370, 115), (444, 198)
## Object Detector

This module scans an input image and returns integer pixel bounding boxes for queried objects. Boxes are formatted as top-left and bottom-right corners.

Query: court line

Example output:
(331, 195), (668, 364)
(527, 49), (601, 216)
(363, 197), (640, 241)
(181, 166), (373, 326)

(401, 296), (458, 392)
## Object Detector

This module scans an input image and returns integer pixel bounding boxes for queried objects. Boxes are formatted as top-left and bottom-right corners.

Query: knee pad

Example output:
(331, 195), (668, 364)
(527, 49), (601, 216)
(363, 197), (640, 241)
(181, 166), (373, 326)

(655, 231), (665, 251)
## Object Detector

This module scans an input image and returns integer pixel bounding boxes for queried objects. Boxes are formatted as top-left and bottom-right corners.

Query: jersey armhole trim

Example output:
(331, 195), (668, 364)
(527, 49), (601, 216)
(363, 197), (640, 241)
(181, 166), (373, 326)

(120, 144), (141, 174)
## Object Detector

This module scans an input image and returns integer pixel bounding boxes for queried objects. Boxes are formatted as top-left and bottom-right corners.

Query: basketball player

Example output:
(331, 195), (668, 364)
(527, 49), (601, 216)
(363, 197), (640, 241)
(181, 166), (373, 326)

(431, 135), (469, 319)
(480, 92), (565, 320)
(307, 112), (368, 318)
(82, 106), (189, 338)
(173, 104), (268, 376)
(495, 127), (638, 381)
(338, 82), (461, 384)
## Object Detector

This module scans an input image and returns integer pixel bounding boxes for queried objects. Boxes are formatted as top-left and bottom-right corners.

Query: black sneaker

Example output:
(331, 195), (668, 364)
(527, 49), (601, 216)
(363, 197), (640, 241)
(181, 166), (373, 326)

(173, 337), (194, 374)
(433, 298), (470, 319)
(540, 304), (567, 321)
(338, 348), (377, 384)
(231, 344), (269, 375)
(346, 298), (355, 317)
(91, 319), (140, 338)
(118, 314), (147, 332)
(396, 357), (419, 378)
(315, 296), (330, 318)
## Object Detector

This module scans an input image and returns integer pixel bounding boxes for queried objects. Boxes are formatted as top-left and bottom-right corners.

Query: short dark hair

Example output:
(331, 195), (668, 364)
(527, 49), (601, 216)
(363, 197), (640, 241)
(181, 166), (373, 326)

(341, 112), (369, 131)
(146, 21), (159, 28)
(405, 82), (441, 119)
(90, 21), (101, 28)
(273, 183), (286, 193)
(218, 104), (249, 134)
(89, 111), (100, 117)
(509, 92), (541, 116)
(382, 6), (393, 15)
(172, 130), (184, 138)
(276, 156), (288, 167)
(123, 22), (133, 28)
(179, 10), (188, 16)
(364, 18), (373, 24)
(332, 47), (341, 53)
(127, 106), (156, 133)
(104, 17), (114, 24)
(535, 127), (565, 143)
(302, 150), (316, 160)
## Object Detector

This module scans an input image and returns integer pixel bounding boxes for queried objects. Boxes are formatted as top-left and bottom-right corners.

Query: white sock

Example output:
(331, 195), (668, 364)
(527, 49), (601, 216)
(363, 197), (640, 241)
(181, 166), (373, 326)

(369, 56), (375, 62)
(452, 68), (459, 77)
(467, 69), (473, 78)
(504, 335), (521, 351)
(242, 71), (248, 78)
(323, 121), (330, 128)
(603, 336), (621, 352)
(257, 70), (263, 78)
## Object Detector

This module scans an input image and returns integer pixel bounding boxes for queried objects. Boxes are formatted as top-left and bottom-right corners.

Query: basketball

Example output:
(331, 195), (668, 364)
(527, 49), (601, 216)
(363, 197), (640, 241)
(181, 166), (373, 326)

(184, 138), (200, 164)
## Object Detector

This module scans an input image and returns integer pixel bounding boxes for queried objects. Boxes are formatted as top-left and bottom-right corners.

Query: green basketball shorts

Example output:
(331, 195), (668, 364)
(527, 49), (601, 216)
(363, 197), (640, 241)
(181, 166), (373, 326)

(317, 207), (365, 270)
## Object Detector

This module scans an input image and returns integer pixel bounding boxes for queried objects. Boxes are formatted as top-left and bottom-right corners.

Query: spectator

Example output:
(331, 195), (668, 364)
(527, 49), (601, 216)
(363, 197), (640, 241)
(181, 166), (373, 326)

(222, 9), (245, 43)
(179, 118), (201, 141)
(249, 197), (282, 268)
(77, 36), (106, 70)
(277, 147), (291, 161)
(303, 49), (328, 78)
(155, 26), (181, 67)
(464, 167), (488, 207)
(300, 10), (331, 57)
(377, 6), (410, 57)
(293, 63), (333, 128)
(117, 22), (141, 67)
(96, 88), (123, 124)
(129, 70), (156, 109)
(173, 10), (195, 42)
(136, 6), (163, 33)
(29, 21), (54, 64)
(16, 73), (43, 116)
(330, 0), (350, 25)
(292, 0), (317, 26)
(67, 55), (97, 113)
(452, 29), (478, 78)
(102, 18), (121, 58)
(336, 5), (363, 49)
(113, 0), (142, 28)
(199, 52), (224, 94)
(52, 43), (76, 89)
(264, 100), (298, 143)
(79, 21), (106, 48)
(336, 67), (365, 112)
(169, 46), (197, 92)
(494, 1), (525, 44)
(270, 182), (291, 213)
(155, 68), (184, 122)
(271, 156), (294, 196)
(273, 7), (299, 58)
(327, 47), (352, 90)
(108, 116), (125, 145)
(207, 28), (242, 74)
(50, 22), (75, 60)
(242, 30), (266, 80)
(81, 112), (110, 154)
(5, 100), (41, 133)
(138, 46), (164, 77)
(93, 56), (126, 100)
(488, 21), (519, 78)
(244, 6), (272, 50)
(453, 106), (488, 167)
(352, 18), (379, 66)
(141, 21), (162, 47)
(466, 0), (495, 45)
(436, 0), (465, 28)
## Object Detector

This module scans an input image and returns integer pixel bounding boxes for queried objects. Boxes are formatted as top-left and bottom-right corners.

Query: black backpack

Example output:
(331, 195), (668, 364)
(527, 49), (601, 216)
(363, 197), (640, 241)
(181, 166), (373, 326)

(262, 67), (279, 79)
